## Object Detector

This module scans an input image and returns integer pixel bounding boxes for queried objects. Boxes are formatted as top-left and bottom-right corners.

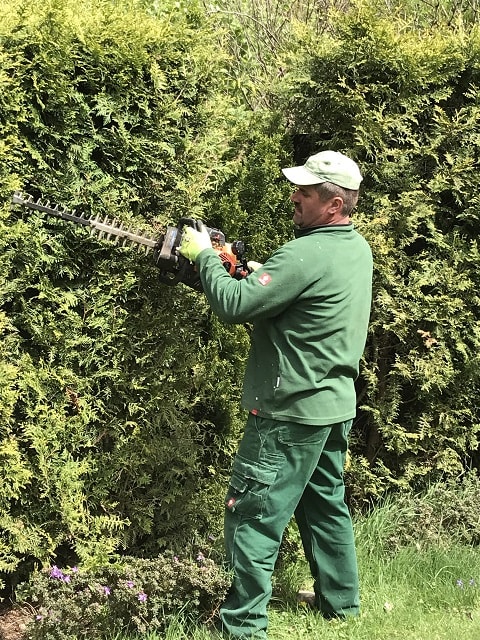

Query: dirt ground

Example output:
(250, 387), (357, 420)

(0, 604), (32, 640)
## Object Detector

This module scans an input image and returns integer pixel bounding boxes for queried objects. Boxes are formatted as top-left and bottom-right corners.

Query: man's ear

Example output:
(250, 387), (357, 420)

(328, 196), (344, 215)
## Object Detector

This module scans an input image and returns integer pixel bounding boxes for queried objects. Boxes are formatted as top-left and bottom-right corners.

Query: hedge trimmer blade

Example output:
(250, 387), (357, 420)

(11, 191), (158, 253)
(11, 190), (249, 291)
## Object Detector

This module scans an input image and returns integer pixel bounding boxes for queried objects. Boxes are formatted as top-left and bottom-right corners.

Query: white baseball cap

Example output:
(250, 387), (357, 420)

(282, 150), (363, 190)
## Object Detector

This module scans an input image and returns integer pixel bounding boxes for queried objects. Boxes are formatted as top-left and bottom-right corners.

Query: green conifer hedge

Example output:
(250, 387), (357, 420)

(1, 0), (480, 594)
(0, 0), (251, 585)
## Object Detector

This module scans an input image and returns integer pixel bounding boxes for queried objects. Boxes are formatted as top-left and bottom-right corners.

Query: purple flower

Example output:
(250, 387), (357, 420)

(62, 575), (71, 583)
(49, 566), (64, 580)
(197, 552), (205, 564)
(138, 592), (147, 602)
(103, 586), (111, 596)
(469, 579), (476, 586)
(456, 579), (464, 588)
(173, 556), (180, 564)
(35, 615), (43, 621)
(71, 566), (79, 573)
(126, 580), (135, 588)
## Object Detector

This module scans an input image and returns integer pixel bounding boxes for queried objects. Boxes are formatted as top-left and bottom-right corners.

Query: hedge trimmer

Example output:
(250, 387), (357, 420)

(11, 191), (248, 291)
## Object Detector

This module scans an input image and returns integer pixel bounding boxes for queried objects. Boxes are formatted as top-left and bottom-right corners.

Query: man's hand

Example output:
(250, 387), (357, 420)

(247, 261), (263, 272)
(178, 224), (211, 262)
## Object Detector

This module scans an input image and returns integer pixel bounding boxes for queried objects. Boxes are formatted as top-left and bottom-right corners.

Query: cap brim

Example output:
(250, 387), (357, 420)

(282, 166), (325, 185)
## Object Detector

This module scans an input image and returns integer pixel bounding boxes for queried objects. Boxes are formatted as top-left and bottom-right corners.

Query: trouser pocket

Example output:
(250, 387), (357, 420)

(225, 454), (278, 520)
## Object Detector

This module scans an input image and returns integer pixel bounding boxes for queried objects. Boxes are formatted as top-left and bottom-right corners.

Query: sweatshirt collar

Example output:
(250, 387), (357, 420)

(294, 223), (354, 238)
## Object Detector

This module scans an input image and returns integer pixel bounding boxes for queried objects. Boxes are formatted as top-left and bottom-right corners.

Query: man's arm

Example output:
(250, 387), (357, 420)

(178, 224), (316, 324)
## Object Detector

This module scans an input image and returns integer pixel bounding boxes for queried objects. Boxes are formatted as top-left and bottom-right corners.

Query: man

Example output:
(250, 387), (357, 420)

(179, 150), (373, 639)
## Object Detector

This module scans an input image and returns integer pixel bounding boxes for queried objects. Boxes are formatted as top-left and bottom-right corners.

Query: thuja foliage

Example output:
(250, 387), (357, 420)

(0, 0), (250, 585)
(16, 551), (230, 639)
(0, 202), (240, 564)
(0, 0), (228, 212)
(202, 112), (294, 258)
(282, 6), (480, 502)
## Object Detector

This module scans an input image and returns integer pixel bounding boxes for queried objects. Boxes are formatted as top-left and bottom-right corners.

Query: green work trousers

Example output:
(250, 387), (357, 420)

(219, 413), (359, 639)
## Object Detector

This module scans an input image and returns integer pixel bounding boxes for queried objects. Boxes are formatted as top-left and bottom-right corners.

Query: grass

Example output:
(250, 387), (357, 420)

(110, 487), (480, 640)
(258, 544), (479, 640)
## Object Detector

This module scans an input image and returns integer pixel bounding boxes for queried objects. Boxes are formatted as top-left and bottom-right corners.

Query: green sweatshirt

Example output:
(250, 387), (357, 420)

(196, 223), (373, 426)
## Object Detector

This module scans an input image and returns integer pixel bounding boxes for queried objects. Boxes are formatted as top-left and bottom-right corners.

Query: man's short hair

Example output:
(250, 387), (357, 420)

(314, 182), (359, 217)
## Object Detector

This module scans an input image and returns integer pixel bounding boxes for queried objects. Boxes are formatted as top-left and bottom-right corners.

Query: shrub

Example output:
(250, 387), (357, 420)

(16, 551), (230, 639)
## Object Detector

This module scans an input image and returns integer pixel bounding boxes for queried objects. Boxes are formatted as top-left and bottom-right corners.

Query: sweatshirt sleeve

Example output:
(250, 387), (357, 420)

(195, 240), (318, 324)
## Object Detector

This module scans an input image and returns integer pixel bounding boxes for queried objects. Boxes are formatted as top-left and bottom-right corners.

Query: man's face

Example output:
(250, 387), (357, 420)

(290, 185), (333, 228)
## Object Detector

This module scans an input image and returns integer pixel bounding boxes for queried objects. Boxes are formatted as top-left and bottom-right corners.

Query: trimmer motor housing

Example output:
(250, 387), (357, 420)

(154, 217), (248, 291)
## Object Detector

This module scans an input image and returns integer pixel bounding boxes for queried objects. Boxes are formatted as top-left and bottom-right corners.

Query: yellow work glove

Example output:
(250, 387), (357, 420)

(178, 224), (211, 262)
(247, 260), (264, 272)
